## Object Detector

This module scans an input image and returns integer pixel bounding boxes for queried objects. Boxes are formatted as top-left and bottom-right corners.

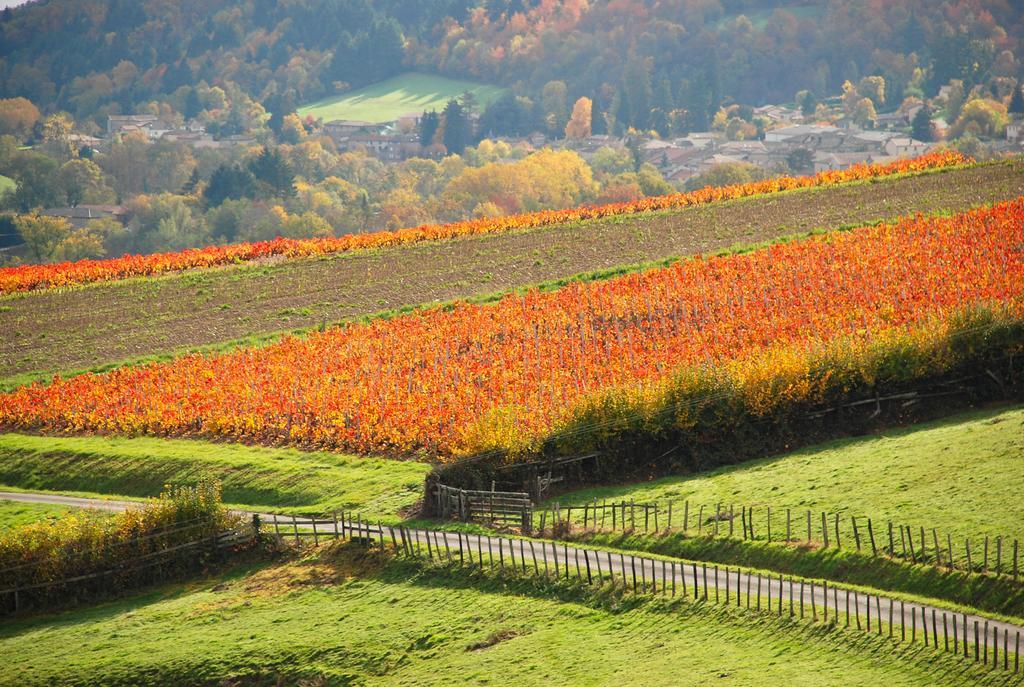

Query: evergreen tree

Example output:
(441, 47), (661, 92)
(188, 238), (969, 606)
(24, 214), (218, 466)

(247, 146), (295, 198)
(1010, 86), (1024, 116)
(442, 99), (470, 155)
(184, 88), (204, 121)
(911, 105), (934, 142)
(419, 109), (440, 146)
(204, 164), (256, 207)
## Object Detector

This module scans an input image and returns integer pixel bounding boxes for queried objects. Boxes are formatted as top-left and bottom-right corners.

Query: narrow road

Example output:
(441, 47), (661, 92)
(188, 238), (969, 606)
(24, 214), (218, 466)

(3, 491), (1020, 656)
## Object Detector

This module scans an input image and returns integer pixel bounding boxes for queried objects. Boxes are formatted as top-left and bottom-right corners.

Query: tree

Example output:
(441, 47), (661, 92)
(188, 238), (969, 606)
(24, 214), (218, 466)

(852, 98), (877, 128)
(58, 158), (115, 207)
(1009, 86), (1024, 116)
(541, 81), (568, 136)
(247, 146), (295, 199)
(5, 152), (62, 212)
(786, 148), (814, 173)
(442, 99), (470, 155)
(947, 99), (1009, 140)
(40, 113), (77, 162)
(795, 90), (817, 117)
(911, 105), (934, 142)
(204, 164), (257, 207)
(857, 76), (886, 108)
(0, 98), (41, 140)
(564, 97), (592, 140)
(15, 214), (72, 262)
(419, 110), (440, 147)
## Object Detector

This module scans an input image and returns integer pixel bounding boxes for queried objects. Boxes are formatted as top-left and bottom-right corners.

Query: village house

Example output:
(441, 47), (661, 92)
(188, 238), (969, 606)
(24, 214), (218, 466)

(107, 115), (175, 140)
(41, 204), (127, 230)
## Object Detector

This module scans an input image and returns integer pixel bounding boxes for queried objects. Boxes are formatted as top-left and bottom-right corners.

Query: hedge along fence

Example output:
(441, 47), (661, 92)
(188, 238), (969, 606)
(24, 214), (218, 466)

(431, 306), (1024, 496)
(0, 480), (252, 614)
(535, 500), (1023, 582)
(272, 516), (1022, 676)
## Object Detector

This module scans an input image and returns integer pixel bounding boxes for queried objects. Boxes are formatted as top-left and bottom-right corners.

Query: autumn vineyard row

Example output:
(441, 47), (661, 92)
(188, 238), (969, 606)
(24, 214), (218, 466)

(2, 196), (1021, 462)
(0, 151), (970, 294)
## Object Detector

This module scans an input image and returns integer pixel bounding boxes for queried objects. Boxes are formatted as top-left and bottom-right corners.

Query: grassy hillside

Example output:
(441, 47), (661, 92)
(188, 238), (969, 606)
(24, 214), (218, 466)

(0, 175), (14, 196)
(549, 405), (1024, 543)
(298, 72), (507, 123)
(0, 434), (429, 518)
(2, 160), (1021, 386)
(0, 546), (1003, 687)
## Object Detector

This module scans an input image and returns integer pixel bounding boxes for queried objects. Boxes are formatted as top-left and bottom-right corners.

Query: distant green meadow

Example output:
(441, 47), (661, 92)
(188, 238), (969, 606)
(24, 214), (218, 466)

(298, 72), (507, 124)
(0, 174), (14, 195)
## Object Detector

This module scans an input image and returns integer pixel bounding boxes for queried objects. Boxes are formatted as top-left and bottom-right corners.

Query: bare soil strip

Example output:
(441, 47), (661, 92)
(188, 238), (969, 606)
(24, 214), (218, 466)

(2, 161), (1022, 382)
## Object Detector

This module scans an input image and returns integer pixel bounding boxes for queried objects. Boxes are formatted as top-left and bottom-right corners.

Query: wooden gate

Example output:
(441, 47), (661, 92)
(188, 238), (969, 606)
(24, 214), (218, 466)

(436, 484), (533, 532)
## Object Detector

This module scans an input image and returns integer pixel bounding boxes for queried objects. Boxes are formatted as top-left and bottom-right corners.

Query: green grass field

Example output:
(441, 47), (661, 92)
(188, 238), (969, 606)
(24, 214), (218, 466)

(298, 72), (507, 124)
(0, 499), (82, 530)
(550, 405), (1024, 544)
(0, 174), (14, 196)
(0, 545), (1003, 687)
(0, 433), (429, 519)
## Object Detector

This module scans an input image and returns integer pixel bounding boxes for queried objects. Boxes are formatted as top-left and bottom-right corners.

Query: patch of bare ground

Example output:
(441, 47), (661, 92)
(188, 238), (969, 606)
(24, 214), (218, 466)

(2, 160), (1022, 381)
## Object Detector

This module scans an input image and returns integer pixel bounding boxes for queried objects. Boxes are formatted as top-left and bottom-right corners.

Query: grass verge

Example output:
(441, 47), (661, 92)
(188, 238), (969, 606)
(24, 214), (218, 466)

(0, 499), (82, 530)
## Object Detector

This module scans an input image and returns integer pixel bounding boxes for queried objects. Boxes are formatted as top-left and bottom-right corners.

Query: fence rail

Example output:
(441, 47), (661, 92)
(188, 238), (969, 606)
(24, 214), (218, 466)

(263, 512), (1020, 675)
(532, 499), (1022, 581)
(436, 484), (533, 532)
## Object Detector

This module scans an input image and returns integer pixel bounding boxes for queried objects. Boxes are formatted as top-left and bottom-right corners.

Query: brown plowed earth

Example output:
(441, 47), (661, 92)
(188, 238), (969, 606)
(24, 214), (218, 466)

(2, 161), (1022, 382)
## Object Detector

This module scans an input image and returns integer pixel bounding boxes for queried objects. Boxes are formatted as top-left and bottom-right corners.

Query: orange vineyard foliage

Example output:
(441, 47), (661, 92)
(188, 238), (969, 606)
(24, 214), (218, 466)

(1, 196), (1021, 460)
(0, 151), (969, 294)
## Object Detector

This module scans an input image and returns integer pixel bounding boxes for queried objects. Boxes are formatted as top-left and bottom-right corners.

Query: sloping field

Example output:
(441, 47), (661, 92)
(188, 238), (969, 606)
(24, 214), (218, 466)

(550, 405), (1024, 546)
(2, 159), (1022, 384)
(297, 72), (506, 124)
(0, 174), (13, 195)
(0, 433), (428, 518)
(0, 547), (1003, 687)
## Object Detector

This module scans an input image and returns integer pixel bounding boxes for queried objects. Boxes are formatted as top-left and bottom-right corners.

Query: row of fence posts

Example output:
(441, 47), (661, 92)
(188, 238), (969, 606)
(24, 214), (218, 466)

(535, 500), (1021, 580)
(268, 514), (1020, 674)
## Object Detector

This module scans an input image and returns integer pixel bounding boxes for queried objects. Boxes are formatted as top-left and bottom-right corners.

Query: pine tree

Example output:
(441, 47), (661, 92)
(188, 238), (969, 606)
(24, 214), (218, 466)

(911, 105), (934, 142)
(419, 110), (440, 147)
(1009, 86), (1024, 115)
(442, 99), (470, 155)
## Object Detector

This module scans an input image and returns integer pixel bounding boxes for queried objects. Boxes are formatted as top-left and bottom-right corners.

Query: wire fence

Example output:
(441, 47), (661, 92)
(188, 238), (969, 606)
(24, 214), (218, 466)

(531, 499), (1022, 581)
(266, 513), (1021, 675)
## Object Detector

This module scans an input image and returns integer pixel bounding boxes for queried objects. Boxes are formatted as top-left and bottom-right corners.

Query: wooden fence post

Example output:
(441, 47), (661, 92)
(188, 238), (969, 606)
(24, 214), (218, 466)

(583, 549), (592, 585)
(332, 511), (339, 540)
(834, 513), (840, 549)
(683, 500), (689, 534)
(966, 538), (973, 572)
(291, 515), (300, 545)
(852, 516), (861, 551)
(806, 510), (811, 543)
(821, 512), (829, 548)
(868, 518), (877, 556)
